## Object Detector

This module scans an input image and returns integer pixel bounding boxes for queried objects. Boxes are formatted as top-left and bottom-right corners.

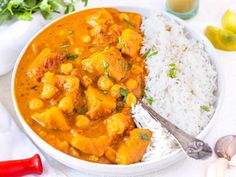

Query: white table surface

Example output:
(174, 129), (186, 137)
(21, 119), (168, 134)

(1, 0), (236, 176)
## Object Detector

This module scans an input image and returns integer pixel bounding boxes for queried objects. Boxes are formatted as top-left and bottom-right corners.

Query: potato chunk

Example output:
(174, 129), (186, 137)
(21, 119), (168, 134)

(58, 96), (74, 113)
(86, 9), (114, 27)
(81, 47), (127, 82)
(32, 107), (70, 131)
(117, 29), (142, 57)
(116, 128), (152, 164)
(41, 84), (58, 99)
(42, 71), (57, 85)
(27, 49), (66, 80)
(105, 113), (129, 135)
(71, 135), (113, 157)
(85, 86), (116, 119)
(75, 115), (90, 129)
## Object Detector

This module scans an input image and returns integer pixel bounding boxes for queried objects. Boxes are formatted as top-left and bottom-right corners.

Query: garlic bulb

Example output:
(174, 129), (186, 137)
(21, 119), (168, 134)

(215, 135), (236, 160)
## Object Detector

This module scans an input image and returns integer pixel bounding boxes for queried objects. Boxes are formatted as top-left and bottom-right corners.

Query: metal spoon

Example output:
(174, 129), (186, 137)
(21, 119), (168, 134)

(139, 101), (212, 160)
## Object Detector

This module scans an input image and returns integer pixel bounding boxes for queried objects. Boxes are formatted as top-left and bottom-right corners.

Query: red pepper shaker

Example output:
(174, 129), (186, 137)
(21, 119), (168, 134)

(0, 154), (43, 177)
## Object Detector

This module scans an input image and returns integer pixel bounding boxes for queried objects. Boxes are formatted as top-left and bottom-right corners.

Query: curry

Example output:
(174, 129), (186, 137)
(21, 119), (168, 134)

(14, 8), (152, 165)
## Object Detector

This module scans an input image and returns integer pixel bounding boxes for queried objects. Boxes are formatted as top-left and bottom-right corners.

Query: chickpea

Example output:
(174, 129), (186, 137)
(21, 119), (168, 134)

(75, 115), (90, 129)
(58, 96), (74, 113)
(97, 76), (113, 91)
(126, 93), (137, 107)
(131, 64), (143, 74)
(81, 35), (92, 43)
(41, 84), (58, 99)
(29, 98), (44, 110)
(81, 75), (93, 88)
(110, 84), (123, 99)
(60, 63), (73, 75)
(125, 79), (138, 91)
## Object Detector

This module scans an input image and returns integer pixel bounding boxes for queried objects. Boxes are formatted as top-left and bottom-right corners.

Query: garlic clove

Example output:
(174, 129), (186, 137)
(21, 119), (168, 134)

(215, 135), (236, 160)
(206, 158), (230, 177)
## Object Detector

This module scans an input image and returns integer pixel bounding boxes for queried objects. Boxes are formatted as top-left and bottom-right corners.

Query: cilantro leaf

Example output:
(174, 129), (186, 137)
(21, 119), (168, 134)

(139, 133), (149, 140)
(168, 63), (177, 78)
(120, 88), (128, 101)
(200, 105), (210, 112)
(0, 0), (88, 25)
(146, 96), (154, 105)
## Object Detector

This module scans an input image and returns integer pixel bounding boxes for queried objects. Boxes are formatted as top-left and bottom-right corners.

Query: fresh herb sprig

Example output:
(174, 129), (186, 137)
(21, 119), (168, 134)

(0, 0), (88, 25)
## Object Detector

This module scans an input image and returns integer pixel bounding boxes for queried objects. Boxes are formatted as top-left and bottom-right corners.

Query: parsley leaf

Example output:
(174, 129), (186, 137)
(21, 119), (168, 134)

(200, 105), (210, 112)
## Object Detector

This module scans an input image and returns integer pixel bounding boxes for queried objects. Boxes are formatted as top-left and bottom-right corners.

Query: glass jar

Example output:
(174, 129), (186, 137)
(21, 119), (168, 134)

(166, 0), (199, 19)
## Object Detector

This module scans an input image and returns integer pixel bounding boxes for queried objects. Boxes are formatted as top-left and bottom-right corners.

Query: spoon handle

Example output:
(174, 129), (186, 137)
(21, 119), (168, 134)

(0, 154), (43, 177)
(140, 101), (212, 160)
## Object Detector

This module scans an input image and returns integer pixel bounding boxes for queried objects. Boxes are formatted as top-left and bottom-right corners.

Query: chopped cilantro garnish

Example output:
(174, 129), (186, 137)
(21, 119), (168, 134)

(102, 90), (108, 95)
(120, 88), (128, 101)
(59, 44), (70, 49)
(146, 96), (154, 105)
(139, 133), (149, 140)
(123, 18), (136, 27)
(200, 105), (210, 112)
(67, 30), (74, 35)
(148, 51), (158, 57)
(168, 63), (177, 78)
(66, 53), (78, 60)
(103, 60), (109, 76)
(143, 49), (158, 58)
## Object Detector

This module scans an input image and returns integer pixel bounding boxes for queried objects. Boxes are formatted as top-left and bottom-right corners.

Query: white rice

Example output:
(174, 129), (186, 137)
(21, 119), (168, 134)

(133, 12), (217, 161)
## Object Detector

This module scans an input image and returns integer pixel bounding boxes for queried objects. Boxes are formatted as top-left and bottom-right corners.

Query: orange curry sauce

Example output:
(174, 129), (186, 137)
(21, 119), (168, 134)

(14, 8), (152, 164)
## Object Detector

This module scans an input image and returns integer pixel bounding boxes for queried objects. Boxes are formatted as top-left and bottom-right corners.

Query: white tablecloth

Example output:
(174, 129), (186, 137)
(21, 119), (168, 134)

(0, 0), (236, 177)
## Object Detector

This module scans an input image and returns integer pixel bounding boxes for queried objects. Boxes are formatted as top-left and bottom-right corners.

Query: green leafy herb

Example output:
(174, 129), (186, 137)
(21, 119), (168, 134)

(67, 29), (74, 35)
(0, 0), (88, 25)
(78, 107), (88, 114)
(148, 51), (158, 57)
(103, 60), (109, 77)
(146, 96), (154, 105)
(123, 18), (136, 27)
(102, 90), (108, 95)
(66, 53), (78, 60)
(120, 88), (128, 101)
(64, 2), (75, 14)
(143, 49), (151, 58)
(168, 63), (177, 78)
(117, 37), (125, 52)
(139, 133), (149, 140)
(59, 44), (70, 48)
(200, 105), (210, 112)
(143, 49), (158, 58)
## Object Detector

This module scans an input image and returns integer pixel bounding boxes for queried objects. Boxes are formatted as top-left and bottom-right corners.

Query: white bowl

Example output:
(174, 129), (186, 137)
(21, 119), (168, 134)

(11, 6), (224, 177)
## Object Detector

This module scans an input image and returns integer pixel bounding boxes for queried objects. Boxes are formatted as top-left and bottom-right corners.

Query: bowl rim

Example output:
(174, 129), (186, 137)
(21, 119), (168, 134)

(11, 5), (225, 175)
